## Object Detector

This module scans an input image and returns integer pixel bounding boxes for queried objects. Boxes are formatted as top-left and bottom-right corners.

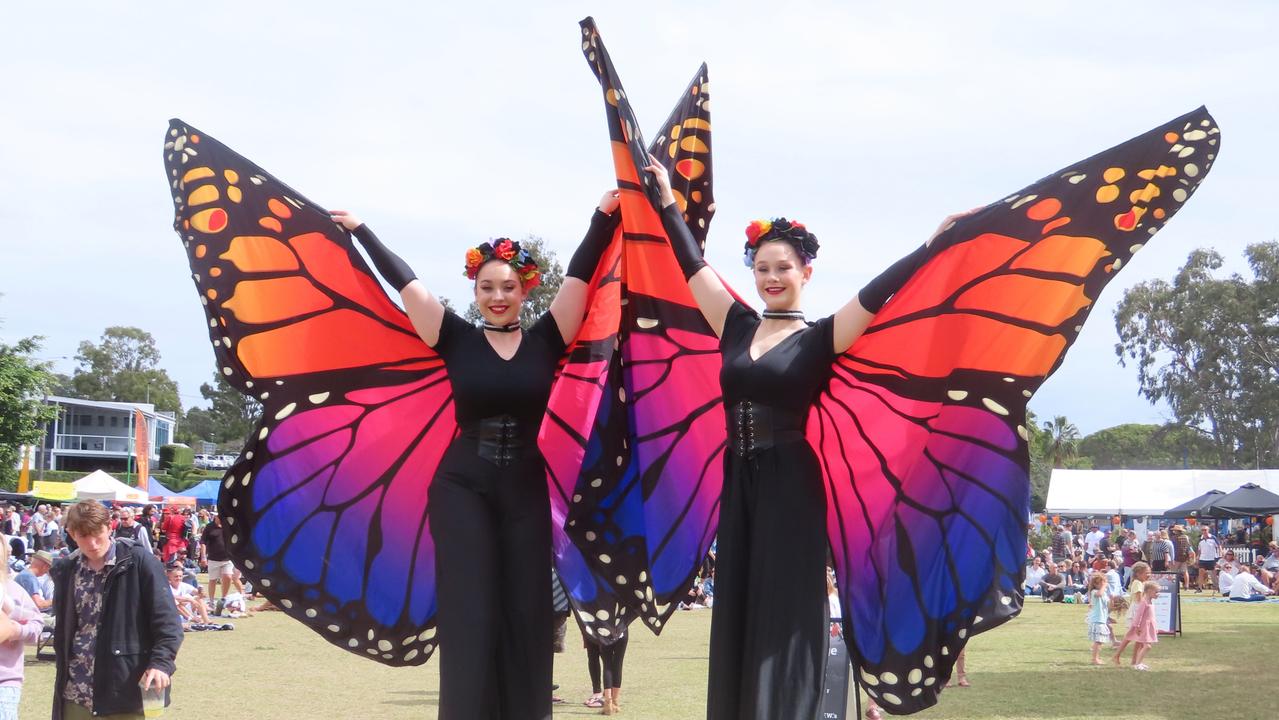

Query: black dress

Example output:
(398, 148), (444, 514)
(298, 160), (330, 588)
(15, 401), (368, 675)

(429, 309), (565, 720)
(707, 302), (837, 720)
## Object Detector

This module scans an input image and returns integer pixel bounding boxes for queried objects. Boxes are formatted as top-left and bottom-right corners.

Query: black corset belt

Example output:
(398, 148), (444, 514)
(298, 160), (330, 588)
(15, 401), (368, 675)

(729, 401), (805, 457)
(459, 414), (531, 467)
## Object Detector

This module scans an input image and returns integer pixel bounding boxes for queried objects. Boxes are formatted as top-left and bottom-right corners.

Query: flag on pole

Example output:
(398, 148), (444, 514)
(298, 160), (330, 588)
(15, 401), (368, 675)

(134, 408), (150, 488)
(17, 445), (31, 493)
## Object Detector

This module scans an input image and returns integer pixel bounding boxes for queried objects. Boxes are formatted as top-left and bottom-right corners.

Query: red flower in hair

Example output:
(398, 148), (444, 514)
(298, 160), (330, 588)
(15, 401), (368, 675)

(744, 219), (772, 247)
(494, 238), (516, 260)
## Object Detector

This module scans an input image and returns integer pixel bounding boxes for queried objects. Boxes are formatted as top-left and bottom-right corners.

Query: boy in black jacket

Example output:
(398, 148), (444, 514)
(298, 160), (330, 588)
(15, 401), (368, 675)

(50, 501), (183, 719)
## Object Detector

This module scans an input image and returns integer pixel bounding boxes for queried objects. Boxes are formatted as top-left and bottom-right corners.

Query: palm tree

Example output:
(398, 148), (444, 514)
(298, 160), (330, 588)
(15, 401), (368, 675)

(1041, 415), (1081, 468)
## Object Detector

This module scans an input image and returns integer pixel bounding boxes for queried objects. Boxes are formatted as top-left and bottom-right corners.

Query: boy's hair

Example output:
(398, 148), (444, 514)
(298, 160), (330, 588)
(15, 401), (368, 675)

(1109, 595), (1129, 613)
(65, 500), (111, 536)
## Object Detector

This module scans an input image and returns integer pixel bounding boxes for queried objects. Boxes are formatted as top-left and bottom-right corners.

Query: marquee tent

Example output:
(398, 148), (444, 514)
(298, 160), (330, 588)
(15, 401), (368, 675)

(148, 477), (220, 503)
(1161, 489), (1227, 518)
(73, 470), (150, 503)
(1046, 469), (1279, 516)
(1203, 482), (1279, 518)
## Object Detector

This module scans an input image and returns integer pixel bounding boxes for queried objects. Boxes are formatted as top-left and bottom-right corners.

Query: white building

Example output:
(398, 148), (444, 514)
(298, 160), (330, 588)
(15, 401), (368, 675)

(40, 396), (177, 473)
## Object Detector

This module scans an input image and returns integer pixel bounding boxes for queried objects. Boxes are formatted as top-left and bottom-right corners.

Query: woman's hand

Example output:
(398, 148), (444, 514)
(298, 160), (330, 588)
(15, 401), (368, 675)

(598, 190), (621, 215)
(330, 209), (363, 231)
(643, 154), (677, 208)
(926, 206), (986, 246)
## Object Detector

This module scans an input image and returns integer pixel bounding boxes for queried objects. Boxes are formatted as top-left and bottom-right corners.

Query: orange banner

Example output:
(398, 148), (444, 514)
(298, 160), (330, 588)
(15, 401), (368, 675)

(17, 446), (31, 493)
(134, 409), (150, 488)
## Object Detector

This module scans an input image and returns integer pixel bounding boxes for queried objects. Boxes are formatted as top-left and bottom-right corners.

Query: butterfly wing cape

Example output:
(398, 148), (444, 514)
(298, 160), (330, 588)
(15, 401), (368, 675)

(164, 121), (455, 665)
(816, 107), (1220, 713)
(545, 17), (725, 637)
(164, 120), (629, 664)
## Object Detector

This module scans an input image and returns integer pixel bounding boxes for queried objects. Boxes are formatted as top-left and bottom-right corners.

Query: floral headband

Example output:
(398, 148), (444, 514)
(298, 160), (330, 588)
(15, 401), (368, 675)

(464, 238), (541, 290)
(743, 217), (820, 266)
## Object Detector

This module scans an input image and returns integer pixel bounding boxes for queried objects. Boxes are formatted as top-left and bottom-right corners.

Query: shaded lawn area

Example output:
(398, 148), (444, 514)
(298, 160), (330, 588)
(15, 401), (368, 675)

(19, 599), (1277, 719)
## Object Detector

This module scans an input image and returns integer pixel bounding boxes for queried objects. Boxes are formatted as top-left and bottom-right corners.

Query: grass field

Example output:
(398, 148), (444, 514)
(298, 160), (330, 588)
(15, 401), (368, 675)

(18, 597), (1278, 719)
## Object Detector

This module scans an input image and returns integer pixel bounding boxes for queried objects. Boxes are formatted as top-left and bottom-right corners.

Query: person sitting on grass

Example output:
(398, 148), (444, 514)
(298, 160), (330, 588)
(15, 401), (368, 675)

(165, 564), (212, 627)
(13, 551), (54, 614)
(171, 549), (200, 588)
(1217, 551), (1243, 597)
(1228, 564), (1274, 602)
(1024, 556), (1047, 596)
(1040, 562), (1067, 603)
(1066, 561), (1088, 597)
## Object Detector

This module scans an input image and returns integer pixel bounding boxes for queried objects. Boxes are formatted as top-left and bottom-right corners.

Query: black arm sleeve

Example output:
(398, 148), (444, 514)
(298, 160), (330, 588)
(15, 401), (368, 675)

(351, 224), (417, 292)
(565, 209), (621, 282)
(658, 203), (707, 280)
(857, 243), (930, 313)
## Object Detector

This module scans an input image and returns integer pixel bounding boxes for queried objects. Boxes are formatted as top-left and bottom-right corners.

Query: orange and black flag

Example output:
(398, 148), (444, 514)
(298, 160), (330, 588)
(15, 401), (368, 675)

(133, 408), (150, 487)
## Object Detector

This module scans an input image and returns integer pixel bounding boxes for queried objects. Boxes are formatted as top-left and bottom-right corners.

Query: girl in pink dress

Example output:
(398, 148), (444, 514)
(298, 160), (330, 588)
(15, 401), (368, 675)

(1113, 581), (1160, 670)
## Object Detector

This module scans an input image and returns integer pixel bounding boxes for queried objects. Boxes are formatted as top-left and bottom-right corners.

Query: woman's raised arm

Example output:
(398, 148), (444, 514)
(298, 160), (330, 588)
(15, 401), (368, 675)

(332, 209), (447, 348)
(548, 191), (623, 345)
(830, 208), (981, 354)
(644, 157), (736, 337)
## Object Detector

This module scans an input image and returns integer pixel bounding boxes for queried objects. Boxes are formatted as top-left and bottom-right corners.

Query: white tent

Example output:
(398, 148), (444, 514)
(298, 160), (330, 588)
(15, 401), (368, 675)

(73, 469), (150, 504)
(1046, 469), (1279, 516)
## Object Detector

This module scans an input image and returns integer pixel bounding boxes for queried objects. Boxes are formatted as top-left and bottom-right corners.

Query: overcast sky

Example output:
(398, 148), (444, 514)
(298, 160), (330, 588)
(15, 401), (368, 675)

(1, 1), (1275, 434)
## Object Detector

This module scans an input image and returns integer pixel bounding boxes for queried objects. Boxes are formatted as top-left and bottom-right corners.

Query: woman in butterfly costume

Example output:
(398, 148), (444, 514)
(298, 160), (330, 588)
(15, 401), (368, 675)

(162, 113), (631, 720)
(646, 159), (965, 719)
(327, 198), (619, 719)
(572, 16), (1221, 718)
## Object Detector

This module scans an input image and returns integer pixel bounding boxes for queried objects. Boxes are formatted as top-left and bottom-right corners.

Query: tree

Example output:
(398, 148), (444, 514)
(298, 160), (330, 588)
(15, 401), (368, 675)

(1077, 423), (1218, 469)
(1027, 410), (1092, 512)
(1026, 410), (1051, 511)
(0, 333), (58, 488)
(199, 372), (262, 445)
(177, 407), (216, 447)
(1115, 243), (1279, 467)
(165, 463), (206, 490)
(71, 327), (181, 411)
(49, 372), (76, 396)
(1041, 415), (1081, 468)
(463, 235), (564, 328)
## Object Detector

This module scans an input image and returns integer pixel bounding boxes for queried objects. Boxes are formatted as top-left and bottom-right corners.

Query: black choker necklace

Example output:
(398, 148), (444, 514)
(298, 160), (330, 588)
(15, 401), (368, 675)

(482, 322), (522, 333)
(762, 310), (805, 322)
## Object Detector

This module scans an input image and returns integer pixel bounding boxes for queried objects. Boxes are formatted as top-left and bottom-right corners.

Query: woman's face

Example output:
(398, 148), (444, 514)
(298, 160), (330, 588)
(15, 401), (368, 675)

(751, 241), (811, 311)
(474, 261), (527, 326)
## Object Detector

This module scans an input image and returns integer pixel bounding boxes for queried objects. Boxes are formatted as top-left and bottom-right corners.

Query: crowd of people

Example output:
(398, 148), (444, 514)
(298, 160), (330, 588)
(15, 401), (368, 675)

(2, 500), (250, 671)
(1029, 520), (1279, 599)
(1021, 519), (1278, 673)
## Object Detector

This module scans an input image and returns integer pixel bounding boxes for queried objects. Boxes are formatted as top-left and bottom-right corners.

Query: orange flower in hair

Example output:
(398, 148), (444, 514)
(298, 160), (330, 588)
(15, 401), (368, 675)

(744, 219), (773, 246)
(465, 248), (484, 276)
